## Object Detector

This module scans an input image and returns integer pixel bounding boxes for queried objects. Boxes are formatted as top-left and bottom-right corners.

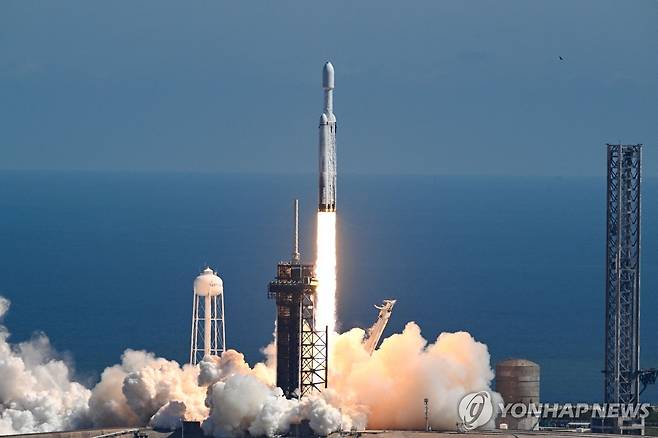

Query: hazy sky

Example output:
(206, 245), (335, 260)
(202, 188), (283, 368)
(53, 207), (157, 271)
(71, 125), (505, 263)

(1, 1), (656, 176)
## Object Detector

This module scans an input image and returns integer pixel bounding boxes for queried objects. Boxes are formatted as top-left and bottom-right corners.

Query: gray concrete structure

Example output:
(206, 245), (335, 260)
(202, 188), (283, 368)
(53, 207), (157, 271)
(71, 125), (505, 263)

(496, 359), (541, 431)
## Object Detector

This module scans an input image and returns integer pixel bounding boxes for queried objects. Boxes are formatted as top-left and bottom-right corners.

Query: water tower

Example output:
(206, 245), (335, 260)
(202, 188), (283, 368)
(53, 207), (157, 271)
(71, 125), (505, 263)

(189, 266), (226, 365)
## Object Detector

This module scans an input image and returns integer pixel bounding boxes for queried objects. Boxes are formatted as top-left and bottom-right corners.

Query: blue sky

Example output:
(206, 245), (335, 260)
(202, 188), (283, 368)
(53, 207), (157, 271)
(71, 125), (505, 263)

(1, 1), (656, 176)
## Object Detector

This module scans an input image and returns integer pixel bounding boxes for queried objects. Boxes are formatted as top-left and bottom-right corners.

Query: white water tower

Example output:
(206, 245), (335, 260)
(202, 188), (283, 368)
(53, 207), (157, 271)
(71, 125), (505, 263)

(189, 266), (226, 365)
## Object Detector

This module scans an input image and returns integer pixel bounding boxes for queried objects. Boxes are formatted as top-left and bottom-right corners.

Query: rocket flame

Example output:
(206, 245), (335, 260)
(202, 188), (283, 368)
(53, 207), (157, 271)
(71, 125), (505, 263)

(315, 211), (336, 334)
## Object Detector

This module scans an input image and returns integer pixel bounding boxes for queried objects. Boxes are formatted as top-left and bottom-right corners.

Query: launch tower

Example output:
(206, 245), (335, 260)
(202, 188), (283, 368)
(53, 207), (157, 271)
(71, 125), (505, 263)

(268, 200), (328, 398)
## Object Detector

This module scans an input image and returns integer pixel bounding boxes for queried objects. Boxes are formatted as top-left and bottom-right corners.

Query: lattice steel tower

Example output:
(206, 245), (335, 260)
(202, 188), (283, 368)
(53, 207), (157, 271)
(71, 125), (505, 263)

(604, 143), (642, 404)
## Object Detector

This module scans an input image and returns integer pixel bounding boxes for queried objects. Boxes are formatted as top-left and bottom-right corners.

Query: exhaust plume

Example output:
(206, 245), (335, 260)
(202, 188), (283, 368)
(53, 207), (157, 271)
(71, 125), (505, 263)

(315, 211), (337, 333)
(329, 322), (496, 430)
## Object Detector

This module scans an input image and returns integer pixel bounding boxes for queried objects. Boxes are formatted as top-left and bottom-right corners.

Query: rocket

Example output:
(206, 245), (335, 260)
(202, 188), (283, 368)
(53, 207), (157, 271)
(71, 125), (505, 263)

(318, 61), (336, 213)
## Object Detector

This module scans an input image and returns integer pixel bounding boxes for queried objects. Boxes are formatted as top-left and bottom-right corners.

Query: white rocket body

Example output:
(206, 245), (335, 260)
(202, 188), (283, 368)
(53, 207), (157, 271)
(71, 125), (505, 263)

(319, 62), (336, 213)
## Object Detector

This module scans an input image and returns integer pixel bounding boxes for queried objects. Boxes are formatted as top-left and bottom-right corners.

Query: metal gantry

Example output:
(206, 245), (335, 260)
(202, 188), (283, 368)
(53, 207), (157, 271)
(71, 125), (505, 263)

(268, 259), (328, 398)
(268, 200), (328, 398)
(604, 144), (642, 404)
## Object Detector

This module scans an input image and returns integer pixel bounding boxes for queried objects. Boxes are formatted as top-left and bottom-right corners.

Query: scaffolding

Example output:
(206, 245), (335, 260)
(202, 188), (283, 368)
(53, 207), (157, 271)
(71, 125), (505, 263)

(300, 292), (328, 397)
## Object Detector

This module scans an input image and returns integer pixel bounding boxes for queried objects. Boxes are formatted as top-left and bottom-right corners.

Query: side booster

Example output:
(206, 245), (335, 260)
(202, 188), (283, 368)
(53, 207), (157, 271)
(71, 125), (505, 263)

(319, 61), (336, 213)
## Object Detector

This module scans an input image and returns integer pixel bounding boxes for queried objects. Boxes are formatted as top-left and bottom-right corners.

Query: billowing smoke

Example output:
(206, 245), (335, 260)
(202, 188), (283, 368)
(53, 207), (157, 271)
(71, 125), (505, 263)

(88, 349), (208, 429)
(198, 351), (360, 437)
(0, 295), (497, 436)
(198, 323), (496, 435)
(0, 297), (205, 434)
(0, 297), (91, 435)
(329, 323), (496, 430)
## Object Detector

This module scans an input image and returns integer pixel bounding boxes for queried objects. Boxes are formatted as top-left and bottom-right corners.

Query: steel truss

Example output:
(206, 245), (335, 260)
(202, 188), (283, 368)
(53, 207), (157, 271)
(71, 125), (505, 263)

(604, 143), (642, 404)
(300, 291), (328, 397)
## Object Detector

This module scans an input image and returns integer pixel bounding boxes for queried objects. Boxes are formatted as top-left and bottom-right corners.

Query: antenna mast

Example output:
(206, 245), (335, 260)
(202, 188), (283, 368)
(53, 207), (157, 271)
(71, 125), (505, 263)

(292, 199), (301, 263)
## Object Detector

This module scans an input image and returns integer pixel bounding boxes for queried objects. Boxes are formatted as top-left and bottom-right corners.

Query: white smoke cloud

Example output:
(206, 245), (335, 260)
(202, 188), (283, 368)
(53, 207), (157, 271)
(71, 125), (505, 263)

(0, 298), (91, 435)
(150, 401), (187, 431)
(200, 356), (358, 438)
(0, 295), (497, 437)
(0, 296), (208, 435)
(203, 374), (288, 437)
(89, 349), (208, 429)
(0, 297), (9, 320)
(198, 350), (295, 436)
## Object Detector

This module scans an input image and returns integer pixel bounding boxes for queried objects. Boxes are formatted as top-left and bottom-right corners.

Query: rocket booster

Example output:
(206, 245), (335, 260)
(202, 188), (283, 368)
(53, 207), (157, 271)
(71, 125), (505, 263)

(319, 61), (336, 213)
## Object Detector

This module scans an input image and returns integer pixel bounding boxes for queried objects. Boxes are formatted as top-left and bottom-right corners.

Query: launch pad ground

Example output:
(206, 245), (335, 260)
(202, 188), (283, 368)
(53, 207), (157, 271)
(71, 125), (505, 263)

(340, 431), (632, 438)
(1, 428), (648, 438)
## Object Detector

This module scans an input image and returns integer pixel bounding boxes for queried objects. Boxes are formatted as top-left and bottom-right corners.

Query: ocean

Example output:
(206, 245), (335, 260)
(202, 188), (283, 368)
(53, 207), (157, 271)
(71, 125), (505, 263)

(0, 171), (656, 403)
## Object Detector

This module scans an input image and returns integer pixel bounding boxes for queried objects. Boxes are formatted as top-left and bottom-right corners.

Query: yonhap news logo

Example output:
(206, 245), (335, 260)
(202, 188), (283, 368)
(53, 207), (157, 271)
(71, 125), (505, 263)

(458, 391), (494, 431)
(457, 391), (654, 431)
(497, 402), (653, 420)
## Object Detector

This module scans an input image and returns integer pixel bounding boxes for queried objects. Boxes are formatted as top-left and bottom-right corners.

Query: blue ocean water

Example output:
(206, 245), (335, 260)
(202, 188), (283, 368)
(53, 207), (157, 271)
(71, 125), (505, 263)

(0, 171), (656, 403)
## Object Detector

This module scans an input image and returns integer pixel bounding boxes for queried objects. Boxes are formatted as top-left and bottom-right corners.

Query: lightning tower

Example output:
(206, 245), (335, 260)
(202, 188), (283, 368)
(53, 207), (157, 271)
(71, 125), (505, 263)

(604, 143), (642, 405)
(591, 143), (658, 434)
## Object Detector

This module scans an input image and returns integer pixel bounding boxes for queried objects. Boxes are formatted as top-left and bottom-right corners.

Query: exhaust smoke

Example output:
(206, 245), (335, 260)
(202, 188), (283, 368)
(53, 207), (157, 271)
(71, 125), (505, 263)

(0, 295), (497, 436)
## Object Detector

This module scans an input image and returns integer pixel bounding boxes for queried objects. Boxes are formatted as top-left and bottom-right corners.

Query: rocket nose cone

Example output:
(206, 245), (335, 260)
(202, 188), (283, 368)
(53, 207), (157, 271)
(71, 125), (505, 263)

(322, 61), (334, 89)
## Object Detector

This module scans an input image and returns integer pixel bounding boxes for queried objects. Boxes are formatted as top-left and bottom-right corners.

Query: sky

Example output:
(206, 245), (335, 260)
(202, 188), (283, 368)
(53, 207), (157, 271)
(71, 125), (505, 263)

(0, 1), (656, 177)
